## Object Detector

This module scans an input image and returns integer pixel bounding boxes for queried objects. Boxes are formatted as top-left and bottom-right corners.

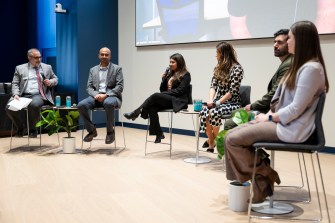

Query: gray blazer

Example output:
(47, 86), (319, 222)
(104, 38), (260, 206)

(273, 62), (326, 143)
(11, 62), (58, 104)
(86, 63), (124, 106)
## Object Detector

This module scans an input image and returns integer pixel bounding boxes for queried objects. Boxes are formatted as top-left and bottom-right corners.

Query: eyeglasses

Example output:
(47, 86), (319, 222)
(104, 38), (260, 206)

(30, 56), (42, 60)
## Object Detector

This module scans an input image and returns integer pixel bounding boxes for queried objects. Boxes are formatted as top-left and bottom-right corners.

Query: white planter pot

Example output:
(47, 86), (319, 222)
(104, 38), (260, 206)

(62, 137), (76, 153)
(228, 181), (251, 212)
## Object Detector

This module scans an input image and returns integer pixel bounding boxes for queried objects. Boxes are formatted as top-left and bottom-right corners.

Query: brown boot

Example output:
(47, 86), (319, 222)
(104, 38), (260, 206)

(250, 174), (274, 204)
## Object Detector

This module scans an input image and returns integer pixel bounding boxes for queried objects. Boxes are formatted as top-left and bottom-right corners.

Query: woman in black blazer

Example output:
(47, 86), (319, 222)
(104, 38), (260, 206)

(124, 53), (191, 143)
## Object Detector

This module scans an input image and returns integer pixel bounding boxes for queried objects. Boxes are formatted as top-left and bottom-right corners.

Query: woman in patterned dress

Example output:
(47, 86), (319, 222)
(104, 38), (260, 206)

(200, 41), (244, 152)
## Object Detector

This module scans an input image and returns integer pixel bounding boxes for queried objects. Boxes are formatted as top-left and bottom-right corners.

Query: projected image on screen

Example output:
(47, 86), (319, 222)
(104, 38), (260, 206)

(136, 0), (335, 46)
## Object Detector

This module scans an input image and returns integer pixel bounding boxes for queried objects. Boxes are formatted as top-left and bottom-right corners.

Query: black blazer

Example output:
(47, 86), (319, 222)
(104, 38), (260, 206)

(160, 72), (191, 112)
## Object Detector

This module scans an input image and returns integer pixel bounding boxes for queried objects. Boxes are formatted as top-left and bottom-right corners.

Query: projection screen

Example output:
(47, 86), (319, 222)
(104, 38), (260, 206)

(136, 0), (335, 46)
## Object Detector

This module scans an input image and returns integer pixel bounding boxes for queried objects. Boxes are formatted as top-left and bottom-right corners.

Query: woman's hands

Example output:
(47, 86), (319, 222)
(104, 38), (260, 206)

(253, 112), (278, 123)
(254, 113), (269, 123)
(206, 101), (215, 108)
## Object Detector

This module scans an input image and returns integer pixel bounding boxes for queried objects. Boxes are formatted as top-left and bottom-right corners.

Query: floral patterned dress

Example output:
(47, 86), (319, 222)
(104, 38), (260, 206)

(199, 64), (244, 132)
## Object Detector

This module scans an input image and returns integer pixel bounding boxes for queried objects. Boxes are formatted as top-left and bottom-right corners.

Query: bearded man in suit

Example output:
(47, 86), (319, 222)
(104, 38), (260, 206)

(77, 47), (124, 144)
(6, 48), (58, 138)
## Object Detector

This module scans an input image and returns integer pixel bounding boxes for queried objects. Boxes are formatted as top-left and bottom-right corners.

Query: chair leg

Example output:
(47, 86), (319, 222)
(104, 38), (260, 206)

(116, 109), (126, 151)
(274, 152), (311, 203)
(9, 109), (31, 150)
(26, 108), (30, 146)
(144, 119), (150, 156)
(249, 149), (294, 221)
(10, 121), (14, 150)
(301, 153), (312, 203)
(312, 152), (331, 223)
(121, 119), (126, 148)
(168, 112), (173, 158)
(144, 111), (173, 157)
(248, 147), (259, 222)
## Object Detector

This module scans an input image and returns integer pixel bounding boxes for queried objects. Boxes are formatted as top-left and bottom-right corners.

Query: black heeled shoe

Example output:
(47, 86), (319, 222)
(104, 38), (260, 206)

(123, 109), (141, 121)
(206, 148), (214, 153)
(202, 140), (209, 148)
(154, 133), (165, 143)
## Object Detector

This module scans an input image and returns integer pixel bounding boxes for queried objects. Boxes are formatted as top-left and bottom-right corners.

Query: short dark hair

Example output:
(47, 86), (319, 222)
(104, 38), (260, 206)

(274, 29), (289, 37)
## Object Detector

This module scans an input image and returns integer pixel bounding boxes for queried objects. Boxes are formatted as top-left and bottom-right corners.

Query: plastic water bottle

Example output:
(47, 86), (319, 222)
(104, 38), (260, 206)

(55, 95), (61, 107)
(66, 96), (71, 107)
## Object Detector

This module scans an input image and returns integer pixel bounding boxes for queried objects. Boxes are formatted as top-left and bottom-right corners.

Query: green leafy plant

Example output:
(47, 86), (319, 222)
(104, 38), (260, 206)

(36, 109), (80, 138)
(215, 109), (250, 160)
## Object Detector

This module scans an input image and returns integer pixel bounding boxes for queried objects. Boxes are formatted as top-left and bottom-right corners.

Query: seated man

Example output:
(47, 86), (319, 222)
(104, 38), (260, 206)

(78, 47), (124, 144)
(6, 48), (58, 137)
(224, 29), (292, 130)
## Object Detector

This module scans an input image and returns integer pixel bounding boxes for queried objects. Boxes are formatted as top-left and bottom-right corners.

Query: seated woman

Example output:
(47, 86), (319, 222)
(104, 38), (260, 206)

(123, 53), (191, 143)
(200, 41), (244, 152)
(224, 20), (329, 203)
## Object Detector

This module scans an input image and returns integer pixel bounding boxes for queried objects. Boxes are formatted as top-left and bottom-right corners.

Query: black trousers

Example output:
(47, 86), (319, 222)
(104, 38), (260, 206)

(140, 93), (174, 136)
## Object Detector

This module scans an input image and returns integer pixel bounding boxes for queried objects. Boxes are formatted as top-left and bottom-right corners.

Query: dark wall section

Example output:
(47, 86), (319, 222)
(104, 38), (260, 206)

(77, 0), (119, 124)
(77, 0), (119, 102)
(55, 0), (118, 105)
(1, 0), (56, 83)
(1, 0), (31, 82)
(55, 0), (78, 100)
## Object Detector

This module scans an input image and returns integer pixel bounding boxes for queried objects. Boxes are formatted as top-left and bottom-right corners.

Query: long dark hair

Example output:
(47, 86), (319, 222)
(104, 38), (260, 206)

(170, 53), (188, 81)
(285, 21), (329, 92)
(214, 41), (239, 83)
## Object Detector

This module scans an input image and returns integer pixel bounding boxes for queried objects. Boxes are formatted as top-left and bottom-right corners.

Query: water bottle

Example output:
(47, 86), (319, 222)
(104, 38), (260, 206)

(66, 96), (71, 107)
(249, 112), (255, 121)
(55, 95), (61, 107)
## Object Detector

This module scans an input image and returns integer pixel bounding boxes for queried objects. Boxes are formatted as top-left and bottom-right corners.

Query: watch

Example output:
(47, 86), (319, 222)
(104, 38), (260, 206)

(268, 115), (273, 122)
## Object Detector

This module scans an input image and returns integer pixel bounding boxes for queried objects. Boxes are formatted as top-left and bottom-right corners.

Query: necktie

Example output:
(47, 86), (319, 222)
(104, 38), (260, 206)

(35, 67), (46, 99)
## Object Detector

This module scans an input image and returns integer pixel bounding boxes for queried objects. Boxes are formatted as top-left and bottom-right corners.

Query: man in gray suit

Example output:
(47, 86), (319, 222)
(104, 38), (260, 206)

(6, 48), (58, 138)
(78, 47), (124, 144)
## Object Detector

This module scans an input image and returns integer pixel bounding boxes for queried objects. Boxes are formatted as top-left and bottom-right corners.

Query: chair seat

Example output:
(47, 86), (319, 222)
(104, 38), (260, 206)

(253, 141), (319, 153)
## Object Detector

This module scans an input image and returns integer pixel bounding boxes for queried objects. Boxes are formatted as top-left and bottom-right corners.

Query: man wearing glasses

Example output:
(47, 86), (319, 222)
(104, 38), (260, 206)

(6, 48), (58, 138)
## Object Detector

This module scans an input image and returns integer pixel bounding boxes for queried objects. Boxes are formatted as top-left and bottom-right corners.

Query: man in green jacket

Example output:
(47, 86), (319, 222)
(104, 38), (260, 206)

(203, 29), (292, 149)
(224, 29), (292, 129)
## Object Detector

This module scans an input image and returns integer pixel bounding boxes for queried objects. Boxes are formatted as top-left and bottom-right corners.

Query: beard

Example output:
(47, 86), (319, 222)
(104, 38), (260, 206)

(274, 49), (288, 57)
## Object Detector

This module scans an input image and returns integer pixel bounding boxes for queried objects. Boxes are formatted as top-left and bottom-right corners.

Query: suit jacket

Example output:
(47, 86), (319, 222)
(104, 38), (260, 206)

(273, 62), (325, 143)
(251, 55), (292, 113)
(11, 62), (58, 104)
(86, 63), (124, 106)
(160, 72), (191, 112)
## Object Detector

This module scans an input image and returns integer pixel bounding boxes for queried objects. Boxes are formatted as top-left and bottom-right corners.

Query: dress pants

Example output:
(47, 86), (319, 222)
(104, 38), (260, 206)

(140, 92), (174, 136)
(77, 96), (119, 133)
(224, 121), (280, 183)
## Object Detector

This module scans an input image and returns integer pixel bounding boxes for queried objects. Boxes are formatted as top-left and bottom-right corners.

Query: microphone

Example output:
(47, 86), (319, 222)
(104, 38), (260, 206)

(165, 67), (170, 74)
(40, 72), (46, 81)
(164, 67), (171, 78)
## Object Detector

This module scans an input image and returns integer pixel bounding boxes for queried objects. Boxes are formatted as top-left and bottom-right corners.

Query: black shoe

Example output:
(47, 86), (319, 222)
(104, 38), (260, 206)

(123, 109), (141, 121)
(202, 140), (209, 148)
(15, 129), (24, 137)
(154, 133), (165, 143)
(83, 129), (97, 142)
(105, 132), (115, 144)
(206, 148), (214, 153)
(29, 130), (37, 138)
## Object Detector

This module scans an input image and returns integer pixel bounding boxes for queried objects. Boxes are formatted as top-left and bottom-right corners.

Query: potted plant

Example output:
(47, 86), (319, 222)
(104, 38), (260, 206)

(36, 109), (80, 153)
(215, 109), (249, 160)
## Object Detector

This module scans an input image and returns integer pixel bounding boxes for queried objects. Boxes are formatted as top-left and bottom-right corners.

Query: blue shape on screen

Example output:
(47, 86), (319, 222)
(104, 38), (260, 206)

(157, 0), (200, 39)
